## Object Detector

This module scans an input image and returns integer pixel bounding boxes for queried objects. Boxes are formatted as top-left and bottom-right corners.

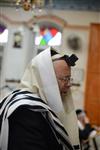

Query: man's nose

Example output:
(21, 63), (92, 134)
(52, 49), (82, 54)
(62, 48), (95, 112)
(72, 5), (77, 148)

(67, 80), (72, 86)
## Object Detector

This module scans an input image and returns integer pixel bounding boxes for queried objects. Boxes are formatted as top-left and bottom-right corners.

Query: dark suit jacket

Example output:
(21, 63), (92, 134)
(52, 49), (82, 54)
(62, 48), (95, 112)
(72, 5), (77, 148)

(79, 124), (95, 141)
(8, 106), (62, 150)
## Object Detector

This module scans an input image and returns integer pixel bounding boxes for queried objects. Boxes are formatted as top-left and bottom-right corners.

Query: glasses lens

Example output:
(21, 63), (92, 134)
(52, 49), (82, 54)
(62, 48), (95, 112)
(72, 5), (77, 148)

(60, 77), (73, 83)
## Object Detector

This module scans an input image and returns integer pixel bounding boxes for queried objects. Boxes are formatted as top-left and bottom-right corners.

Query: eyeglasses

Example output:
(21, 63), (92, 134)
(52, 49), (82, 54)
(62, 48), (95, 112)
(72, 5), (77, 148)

(57, 76), (73, 84)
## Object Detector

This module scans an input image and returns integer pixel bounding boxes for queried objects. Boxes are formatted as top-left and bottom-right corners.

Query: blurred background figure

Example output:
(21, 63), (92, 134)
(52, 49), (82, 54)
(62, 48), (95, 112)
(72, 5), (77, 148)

(76, 109), (98, 150)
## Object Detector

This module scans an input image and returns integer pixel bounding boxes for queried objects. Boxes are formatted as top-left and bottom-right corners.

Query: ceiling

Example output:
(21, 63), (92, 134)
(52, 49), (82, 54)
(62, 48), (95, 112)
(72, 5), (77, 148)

(0, 0), (100, 12)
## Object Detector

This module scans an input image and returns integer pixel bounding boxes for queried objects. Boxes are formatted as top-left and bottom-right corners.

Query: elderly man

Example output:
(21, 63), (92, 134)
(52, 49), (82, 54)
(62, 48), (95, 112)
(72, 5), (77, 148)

(0, 47), (80, 150)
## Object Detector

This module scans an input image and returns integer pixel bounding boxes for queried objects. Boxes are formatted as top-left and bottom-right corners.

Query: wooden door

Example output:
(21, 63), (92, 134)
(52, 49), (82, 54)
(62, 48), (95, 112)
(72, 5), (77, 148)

(84, 24), (100, 126)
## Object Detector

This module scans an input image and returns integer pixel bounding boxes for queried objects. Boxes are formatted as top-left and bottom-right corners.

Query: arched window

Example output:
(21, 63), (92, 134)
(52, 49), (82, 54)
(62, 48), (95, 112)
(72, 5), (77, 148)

(33, 23), (62, 47)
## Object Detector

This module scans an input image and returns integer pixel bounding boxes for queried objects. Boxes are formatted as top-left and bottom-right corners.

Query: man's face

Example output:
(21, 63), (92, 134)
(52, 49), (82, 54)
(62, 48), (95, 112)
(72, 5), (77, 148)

(53, 59), (72, 96)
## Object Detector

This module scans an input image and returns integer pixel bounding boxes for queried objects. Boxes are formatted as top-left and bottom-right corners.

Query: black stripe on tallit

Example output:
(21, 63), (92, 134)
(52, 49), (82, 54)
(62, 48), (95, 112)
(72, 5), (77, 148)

(46, 110), (69, 136)
(53, 119), (68, 136)
(10, 91), (48, 106)
(74, 145), (80, 149)
(49, 109), (58, 118)
(0, 89), (19, 108)
(4, 96), (47, 118)
(23, 95), (47, 104)
(53, 128), (74, 150)
(45, 108), (69, 137)
(0, 90), (28, 109)
(55, 131), (74, 150)
(0, 90), (38, 117)
(0, 90), (45, 112)
(45, 111), (74, 150)
(25, 105), (47, 111)
(10, 96), (46, 106)
(0, 96), (9, 109)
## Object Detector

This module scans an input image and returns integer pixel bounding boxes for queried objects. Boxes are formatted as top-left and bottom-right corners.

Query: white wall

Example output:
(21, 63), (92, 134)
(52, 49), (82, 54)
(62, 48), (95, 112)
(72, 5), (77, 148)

(53, 10), (100, 25)
(3, 25), (34, 79)
(0, 25), (34, 98)
(61, 28), (89, 109)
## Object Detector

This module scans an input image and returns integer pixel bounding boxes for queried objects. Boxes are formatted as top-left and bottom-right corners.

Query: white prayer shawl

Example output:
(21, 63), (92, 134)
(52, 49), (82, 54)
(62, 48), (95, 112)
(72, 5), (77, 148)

(20, 47), (80, 147)
(0, 47), (80, 150)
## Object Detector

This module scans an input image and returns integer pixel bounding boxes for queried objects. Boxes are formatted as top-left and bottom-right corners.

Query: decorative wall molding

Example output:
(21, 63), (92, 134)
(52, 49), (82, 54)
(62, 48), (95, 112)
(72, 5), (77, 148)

(28, 15), (67, 28)
(28, 15), (90, 30)
(0, 14), (27, 26)
(0, 14), (90, 31)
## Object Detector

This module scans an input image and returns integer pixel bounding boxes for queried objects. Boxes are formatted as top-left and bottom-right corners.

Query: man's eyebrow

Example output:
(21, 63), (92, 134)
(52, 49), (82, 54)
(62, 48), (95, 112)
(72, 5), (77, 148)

(65, 75), (71, 77)
(63, 75), (71, 78)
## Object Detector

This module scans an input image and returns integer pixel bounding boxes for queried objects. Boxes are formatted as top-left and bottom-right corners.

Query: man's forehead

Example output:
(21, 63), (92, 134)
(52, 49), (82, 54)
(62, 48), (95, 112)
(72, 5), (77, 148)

(53, 59), (70, 68)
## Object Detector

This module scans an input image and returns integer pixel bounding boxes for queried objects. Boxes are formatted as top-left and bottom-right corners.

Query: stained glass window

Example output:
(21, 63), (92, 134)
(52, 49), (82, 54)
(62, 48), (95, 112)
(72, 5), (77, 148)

(35, 27), (62, 46)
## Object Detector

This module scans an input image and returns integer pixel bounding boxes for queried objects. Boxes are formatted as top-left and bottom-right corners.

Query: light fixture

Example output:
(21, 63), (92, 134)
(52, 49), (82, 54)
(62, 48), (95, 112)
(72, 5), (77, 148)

(16, 0), (45, 11)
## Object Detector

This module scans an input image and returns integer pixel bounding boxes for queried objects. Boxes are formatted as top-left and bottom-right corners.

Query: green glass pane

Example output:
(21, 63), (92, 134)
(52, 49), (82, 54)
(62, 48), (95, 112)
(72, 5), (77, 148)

(40, 38), (47, 46)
